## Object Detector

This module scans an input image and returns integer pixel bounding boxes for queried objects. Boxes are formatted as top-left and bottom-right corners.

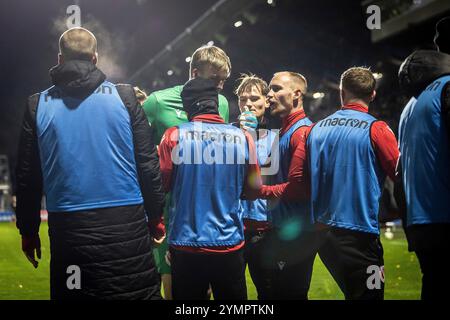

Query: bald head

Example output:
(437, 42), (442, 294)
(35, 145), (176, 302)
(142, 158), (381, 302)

(273, 71), (308, 93)
(59, 27), (97, 63)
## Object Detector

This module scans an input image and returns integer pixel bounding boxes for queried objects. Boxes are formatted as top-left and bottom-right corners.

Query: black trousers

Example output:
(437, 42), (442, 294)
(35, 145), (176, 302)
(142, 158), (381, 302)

(245, 229), (318, 300)
(415, 250), (450, 300)
(269, 229), (318, 300)
(405, 223), (450, 300)
(243, 229), (274, 300)
(316, 227), (385, 300)
(170, 247), (247, 300)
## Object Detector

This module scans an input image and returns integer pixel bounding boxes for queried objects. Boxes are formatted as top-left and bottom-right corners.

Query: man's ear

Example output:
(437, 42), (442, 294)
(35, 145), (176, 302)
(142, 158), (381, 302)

(293, 89), (303, 101)
(370, 90), (377, 102)
(92, 52), (98, 65)
(340, 88), (346, 105)
(58, 53), (63, 65)
(190, 68), (198, 79)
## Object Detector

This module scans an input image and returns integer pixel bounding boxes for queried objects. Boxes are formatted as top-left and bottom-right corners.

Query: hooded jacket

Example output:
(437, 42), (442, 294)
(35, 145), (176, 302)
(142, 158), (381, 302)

(181, 76), (220, 119)
(399, 50), (450, 143)
(15, 59), (164, 299)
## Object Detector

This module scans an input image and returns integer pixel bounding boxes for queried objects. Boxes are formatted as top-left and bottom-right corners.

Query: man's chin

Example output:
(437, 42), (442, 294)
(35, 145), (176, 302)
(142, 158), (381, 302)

(269, 107), (277, 115)
(270, 108), (282, 117)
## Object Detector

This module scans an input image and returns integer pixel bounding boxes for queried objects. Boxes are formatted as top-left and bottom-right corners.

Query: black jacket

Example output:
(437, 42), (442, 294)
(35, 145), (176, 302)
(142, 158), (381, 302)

(15, 60), (165, 236)
(398, 50), (450, 145)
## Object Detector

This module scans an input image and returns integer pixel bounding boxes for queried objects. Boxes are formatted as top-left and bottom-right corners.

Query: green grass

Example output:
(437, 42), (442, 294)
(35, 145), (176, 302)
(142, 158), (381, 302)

(0, 222), (421, 300)
(0, 222), (50, 300)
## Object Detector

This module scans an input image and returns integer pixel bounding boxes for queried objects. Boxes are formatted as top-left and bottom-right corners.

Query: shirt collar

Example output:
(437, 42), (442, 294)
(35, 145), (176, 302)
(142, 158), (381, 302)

(281, 109), (307, 135)
(342, 103), (369, 113)
(191, 114), (225, 123)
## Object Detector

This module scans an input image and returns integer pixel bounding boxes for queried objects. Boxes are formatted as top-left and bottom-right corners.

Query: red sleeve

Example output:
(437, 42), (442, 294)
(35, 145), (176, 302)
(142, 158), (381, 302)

(159, 126), (179, 192)
(241, 131), (263, 200)
(258, 125), (311, 200)
(370, 121), (399, 181)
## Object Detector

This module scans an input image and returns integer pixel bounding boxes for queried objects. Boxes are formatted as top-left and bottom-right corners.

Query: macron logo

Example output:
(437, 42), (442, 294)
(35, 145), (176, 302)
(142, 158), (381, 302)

(175, 109), (183, 118)
(277, 261), (286, 271)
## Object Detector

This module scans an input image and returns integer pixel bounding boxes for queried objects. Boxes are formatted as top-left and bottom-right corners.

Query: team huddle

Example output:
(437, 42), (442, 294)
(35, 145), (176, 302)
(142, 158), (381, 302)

(14, 22), (450, 300)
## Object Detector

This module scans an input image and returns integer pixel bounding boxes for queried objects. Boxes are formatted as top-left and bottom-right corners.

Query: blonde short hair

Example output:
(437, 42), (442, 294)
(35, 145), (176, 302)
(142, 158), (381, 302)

(59, 27), (97, 61)
(190, 45), (231, 77)
(274, 71), (308, 93)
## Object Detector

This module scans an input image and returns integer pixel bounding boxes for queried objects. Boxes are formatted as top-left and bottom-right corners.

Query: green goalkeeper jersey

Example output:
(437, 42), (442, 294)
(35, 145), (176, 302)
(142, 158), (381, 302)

(142, 84), (230, 143)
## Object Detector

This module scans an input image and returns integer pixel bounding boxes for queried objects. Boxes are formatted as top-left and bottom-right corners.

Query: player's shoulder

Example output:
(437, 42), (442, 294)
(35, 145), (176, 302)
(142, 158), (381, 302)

(29, 91), (42, 101)
(27, 92), (42, 112)
(34, 85), (60, 106)
(114, 83), (137, 99)
(145, 85), (182, 108)
(161, 125), (179, 141)
(370, 119), (396, 139)
(114, 82), (132, 90)
(38, 84), (57, 97)
(151, 85), (182, 100)
(372, 119), (391, 129)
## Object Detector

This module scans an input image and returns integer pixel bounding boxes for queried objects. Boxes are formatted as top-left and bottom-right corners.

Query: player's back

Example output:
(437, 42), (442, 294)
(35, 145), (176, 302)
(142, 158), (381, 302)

(308, 108), (384, 234)
(168, 121), (248, 247)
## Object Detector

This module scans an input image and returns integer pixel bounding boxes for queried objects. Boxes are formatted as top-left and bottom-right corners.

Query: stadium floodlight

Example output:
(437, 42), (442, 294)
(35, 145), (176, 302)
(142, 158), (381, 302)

(373, 72), (383, 80)
(234, 20), (243, 28)
(313, 92), (325, 99)
(185, 57), (191, 63)
(167, 70), (174, 76)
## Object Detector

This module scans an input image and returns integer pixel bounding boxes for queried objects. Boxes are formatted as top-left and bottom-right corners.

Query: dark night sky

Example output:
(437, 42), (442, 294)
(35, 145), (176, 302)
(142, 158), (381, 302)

(0, 0), (219, 172)
(1, 0), (448, 183)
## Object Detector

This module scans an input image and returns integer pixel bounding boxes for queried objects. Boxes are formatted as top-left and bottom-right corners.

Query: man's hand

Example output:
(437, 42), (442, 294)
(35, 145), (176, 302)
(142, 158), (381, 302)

(152, 233), (166, 246)
(239, 107), (258, 131)
(148, 217), (166, 247)
(22, 235), (41, 268)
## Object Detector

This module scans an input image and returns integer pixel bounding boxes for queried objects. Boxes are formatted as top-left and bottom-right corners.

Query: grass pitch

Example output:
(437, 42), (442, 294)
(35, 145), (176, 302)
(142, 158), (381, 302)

(0, 222), (421, 300)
